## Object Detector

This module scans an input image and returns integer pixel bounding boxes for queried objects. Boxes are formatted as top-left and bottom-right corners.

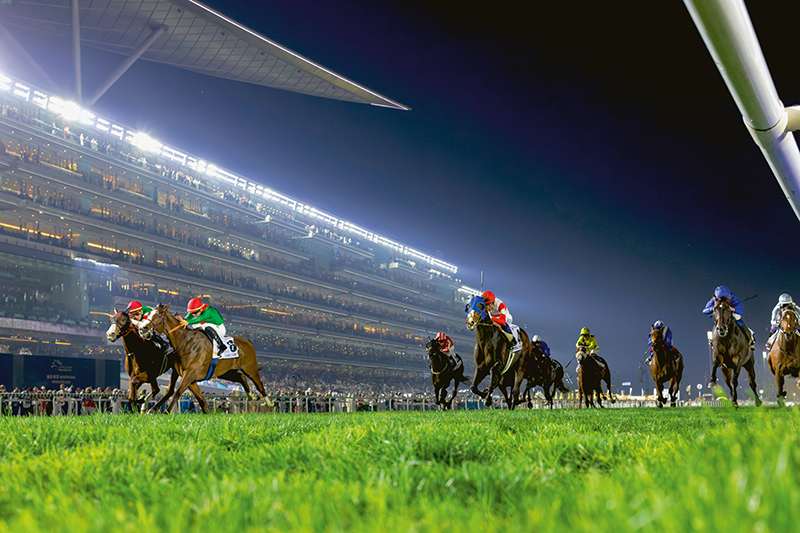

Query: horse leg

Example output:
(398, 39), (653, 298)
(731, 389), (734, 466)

(710, 359), (720, 387)
(743, 358), (762, 407)
(655, 379), (665, 408)
(149, 369), (179, 414)
(668, 378), (678, 407)
(777, 371), (786, 407)
(470, 365), (489, 400)
(187, 382), (208, 413)
(447, 379), (459, 409)
(163, 370), (200, 414)
(512, 371), (524, 408)
(721, 367), (736, 407)
(542, 380), (553, 409)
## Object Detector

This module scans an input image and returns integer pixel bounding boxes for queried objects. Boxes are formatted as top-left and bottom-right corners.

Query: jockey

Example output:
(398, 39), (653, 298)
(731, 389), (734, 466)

(576, 327), (606, 372)
(702, 285), (754, 351)
(481, 291), (517, 347)
(434, 331), (459, 367)
(531, 335), (551, 358)
(179, 298), (228, 355)
(766, 293), (800, 350)
(128, 301), (173, 355)
(645, 320), (672, 364)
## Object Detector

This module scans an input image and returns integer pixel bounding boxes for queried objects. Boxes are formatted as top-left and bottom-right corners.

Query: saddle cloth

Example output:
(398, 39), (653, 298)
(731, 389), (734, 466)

(452, 354), (463, 371)
(213, 336), (240, 360)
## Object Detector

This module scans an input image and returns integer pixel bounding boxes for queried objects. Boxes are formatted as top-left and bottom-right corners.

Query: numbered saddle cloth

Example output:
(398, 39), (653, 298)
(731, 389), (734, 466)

(213, 336), (240, 359)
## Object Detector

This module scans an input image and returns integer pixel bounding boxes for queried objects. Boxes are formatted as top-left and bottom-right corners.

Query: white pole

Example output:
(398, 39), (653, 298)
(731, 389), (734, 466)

(684, 0), (800, 222)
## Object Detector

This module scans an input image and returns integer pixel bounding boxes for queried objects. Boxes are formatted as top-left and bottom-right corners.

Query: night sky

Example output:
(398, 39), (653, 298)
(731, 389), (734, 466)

(4, 0), (800, 395)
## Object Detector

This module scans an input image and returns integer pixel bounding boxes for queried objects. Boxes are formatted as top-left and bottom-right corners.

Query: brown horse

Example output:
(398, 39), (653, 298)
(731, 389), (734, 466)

(515, 351), (570, 409)
(648, 328), (684, 408)
(768, 308), (800, 406)
(426, 338), (470, 410)
(576, 346), (615, 408)
(143, 303), (269, 413)
(106, 310), (177, 411)
(710, 298), (761, 407)
(465, 295), (529, 409)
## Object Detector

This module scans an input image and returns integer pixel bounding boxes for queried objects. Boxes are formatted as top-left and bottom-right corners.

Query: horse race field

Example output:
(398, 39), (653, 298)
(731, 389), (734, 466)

(0, 407), (798, 532)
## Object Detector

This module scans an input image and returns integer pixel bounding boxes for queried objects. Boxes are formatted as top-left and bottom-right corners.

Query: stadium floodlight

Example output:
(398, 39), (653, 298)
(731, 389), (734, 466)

(59, 100), (82, 122)
(130, 132), (163, 154)
(684, 0), (800, 222)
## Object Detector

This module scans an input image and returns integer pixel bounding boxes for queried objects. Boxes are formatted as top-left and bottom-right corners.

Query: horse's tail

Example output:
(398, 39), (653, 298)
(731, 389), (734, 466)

(556, 379), (570, 394)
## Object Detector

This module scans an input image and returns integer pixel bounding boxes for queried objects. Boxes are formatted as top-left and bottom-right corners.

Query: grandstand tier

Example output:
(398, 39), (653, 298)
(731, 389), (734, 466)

(0, 73), (476, 378)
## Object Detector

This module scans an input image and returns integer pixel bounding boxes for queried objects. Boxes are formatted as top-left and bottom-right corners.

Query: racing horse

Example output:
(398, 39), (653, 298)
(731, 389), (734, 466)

(142, 303), (269, 413)
(575, 346), (615, 408)
(106, 309), (178, 412)
(768, 308), (800, 406)
(518, 354), (570, 409)
(426, 338), (470, 410)
(648, 327), (684, 408)
(710, 297), (761, 407)
(465, 295), (530, 408)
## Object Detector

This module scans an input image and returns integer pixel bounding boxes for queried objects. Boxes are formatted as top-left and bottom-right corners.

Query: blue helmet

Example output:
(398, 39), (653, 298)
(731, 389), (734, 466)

(653, 320), (664, 329)
(714, 286), (731, 299)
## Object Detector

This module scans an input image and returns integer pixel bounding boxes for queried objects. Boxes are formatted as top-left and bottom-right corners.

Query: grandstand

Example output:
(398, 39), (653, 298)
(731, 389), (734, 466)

(0, 70), (478, 387)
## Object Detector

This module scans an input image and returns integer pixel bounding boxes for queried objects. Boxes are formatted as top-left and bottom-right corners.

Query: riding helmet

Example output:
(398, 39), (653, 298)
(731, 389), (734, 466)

(187, 297), (204, 313)
(481, 291), (495, 303)
(779, 293), (793, 305)
(714, 286), (731, 299)
(129, 301), (143, 312)
(580, 327), (590, 335)
(532, 335), (541, 343)
(435, 332), (447, 342)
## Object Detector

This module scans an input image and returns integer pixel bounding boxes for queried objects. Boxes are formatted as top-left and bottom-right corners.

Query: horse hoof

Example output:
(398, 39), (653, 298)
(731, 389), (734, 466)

(527, 402), (533, 409)
(755, 398), (763, 407)
(657, 402), (663, 409)
(485, 397), (493, 407)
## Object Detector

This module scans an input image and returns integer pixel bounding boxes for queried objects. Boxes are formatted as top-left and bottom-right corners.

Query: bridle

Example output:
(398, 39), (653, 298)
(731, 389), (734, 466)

(713, 299), (731, 337)
(148, 306), (191, 354)
(427, 343), (449, 375)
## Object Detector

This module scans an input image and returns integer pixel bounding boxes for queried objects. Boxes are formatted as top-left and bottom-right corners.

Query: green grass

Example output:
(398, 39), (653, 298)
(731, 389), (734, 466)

(0, 407), (798, 532)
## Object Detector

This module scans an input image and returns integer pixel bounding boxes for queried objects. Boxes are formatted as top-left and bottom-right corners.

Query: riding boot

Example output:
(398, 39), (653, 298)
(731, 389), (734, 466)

(205, 327), (227, 356)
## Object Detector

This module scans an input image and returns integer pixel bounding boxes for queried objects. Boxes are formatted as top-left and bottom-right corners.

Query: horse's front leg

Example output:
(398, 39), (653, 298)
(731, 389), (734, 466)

(710, 357), (720, 387)
(511, 371), (524, 408)
(743, 358), (762, 407)
(447, 380), (459, 410)
(470, 363), (489, 400)
(721, 367), (735, 406)
(655, 380), (665, 408)
(668, 378), (678, 407)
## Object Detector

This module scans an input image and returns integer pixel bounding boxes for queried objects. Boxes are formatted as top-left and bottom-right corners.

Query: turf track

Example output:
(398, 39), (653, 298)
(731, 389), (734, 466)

(0, 407), (798, 532)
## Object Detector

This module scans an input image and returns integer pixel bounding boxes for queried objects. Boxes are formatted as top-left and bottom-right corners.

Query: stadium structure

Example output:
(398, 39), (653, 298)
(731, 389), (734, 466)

(0, 0), (479, 389)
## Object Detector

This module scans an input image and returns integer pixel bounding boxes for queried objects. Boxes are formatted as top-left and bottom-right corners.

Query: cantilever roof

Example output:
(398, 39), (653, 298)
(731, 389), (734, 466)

(0, 0), (409, 110)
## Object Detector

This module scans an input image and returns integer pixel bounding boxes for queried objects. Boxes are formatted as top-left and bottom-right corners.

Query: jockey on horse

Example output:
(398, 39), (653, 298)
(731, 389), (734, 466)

(128, 300), (173, 356)
(531, 335), (551, 358)
(482, 291), (521, 349)
(702, 286), (755, 353)
(766, 293), (800, 352)
(179, 298), (232, 358)
(434, 332), (461, 369)
(575, 327), (607, 373)
(645, 320), (673, 364)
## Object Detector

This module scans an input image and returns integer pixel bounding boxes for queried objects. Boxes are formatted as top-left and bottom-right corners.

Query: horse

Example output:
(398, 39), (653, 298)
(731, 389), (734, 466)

(575, 346), (615, 408)
(648, 328), (684, 408)
(426, 338), (470, 410)
(518, 353), (570, 409)
(143, 303), (270, 413)
(465, 295), (530, 409)
(768, 308), (800, 406)
(710, 297), (762, 407)
(106, 309), (177, 412)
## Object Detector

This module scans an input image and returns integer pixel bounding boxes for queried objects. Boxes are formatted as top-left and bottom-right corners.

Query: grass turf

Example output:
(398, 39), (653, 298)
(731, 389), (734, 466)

(0, 407), (797, 532)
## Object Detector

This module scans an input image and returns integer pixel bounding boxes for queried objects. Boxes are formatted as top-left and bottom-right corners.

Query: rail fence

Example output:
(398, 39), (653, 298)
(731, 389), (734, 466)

(0, 392), (728, 416)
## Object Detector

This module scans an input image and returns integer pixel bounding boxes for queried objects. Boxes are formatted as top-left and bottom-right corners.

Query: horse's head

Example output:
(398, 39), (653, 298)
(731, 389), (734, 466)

(649, 327), (663, 347)
(106, 310), (131, 342)
(465, 295), (489, 331)
(712, 297), (732, 336)
(575, 345), (587, 363)
(141, 302), (172, 339)
(781, 307), (797, 336)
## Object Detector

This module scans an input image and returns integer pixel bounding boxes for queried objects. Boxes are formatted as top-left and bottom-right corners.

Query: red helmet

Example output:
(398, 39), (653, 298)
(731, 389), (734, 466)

(481, 291), (495, 304)
(435, 332), (447, 342)
(187, 298), (204, 313)
(129, 301), (143, 313)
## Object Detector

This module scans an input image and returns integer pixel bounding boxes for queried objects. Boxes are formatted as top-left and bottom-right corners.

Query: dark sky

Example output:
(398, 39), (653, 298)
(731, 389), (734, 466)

(5, 0), (800, 395)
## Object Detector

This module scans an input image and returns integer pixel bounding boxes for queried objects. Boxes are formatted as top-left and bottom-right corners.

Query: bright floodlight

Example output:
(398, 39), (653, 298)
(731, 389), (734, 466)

(60, 101), (82, 122)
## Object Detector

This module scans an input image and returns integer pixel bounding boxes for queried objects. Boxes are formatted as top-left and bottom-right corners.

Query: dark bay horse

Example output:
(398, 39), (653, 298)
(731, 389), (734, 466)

(107, 310), (177, 412)
(515, 351), (570, 409)
(768, 308), (800, 406)
(648, 328), (684, 408)
(710, 298), (761, 407)
(465, 295), (529, 409)
(144, 303), (269, 413)
(576, 346), (614, 408)
(426, 339), (470, 410)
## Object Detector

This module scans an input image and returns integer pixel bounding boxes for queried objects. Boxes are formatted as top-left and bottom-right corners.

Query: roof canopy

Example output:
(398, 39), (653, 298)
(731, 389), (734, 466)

(1, 0), (408, 109)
